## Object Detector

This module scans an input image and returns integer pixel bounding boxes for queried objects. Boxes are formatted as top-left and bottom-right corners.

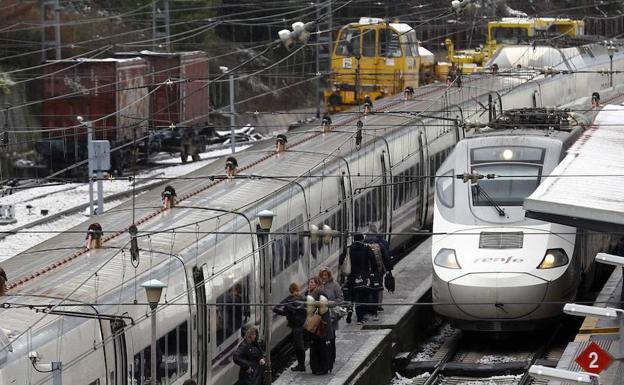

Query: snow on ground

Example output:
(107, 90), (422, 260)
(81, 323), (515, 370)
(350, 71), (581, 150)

(412, 323), (456, 361)
(154, 144), (250, 165)
(0, 198), (126, 262)
(0, 146), (249, 262)
(455, 375), (522, 385)
(476, 355), (518, 364)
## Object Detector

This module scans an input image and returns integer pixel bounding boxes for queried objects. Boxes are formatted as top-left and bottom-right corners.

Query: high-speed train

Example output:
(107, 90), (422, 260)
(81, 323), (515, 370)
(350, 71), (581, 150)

(0, 41), (623, 385)
(431, 39), (624, 331)
(431, 110), (615, 331)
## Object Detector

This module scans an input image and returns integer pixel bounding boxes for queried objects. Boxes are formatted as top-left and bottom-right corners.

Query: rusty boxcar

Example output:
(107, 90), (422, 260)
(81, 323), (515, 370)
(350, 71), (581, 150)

(115, 50), (211, 163)
(38, 57), (150, 172)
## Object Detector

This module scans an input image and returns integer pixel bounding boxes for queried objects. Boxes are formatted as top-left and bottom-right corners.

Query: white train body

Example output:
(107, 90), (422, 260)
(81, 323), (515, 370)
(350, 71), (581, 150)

(1, 41), (623, 384)
(432, 132), (586, 331)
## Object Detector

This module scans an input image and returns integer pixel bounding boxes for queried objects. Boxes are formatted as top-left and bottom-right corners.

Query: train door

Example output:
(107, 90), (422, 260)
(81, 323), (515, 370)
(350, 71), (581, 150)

(193, 265), (211, 385)
(418, 131), (429, 228)
(102, 317), (129, 385)
(380, 151), (392, 243)
(111, 319), (129, 385)
(339, 174), (349, 256)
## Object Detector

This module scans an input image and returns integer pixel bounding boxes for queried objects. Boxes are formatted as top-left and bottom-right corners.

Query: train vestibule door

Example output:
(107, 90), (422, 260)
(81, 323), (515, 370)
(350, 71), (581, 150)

(380, 151), (392, 243)
(193, 265), (211, 385)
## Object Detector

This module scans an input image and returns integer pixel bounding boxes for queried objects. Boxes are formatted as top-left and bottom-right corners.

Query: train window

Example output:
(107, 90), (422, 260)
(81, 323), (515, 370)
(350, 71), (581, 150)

(471, 146), (544, 164)
(354, 198), (360, 228)
(379, 28), (402, 57)
(336, 28), (360, 56)
(361, 28), (376, 57)
(179, 321), (189, 375)
(165, 327), (179, 382)
(472, 164), (541, 206)
(156, 334), (167, 383)
(217, 278), (250, 346)
(436, 170), (454, 208)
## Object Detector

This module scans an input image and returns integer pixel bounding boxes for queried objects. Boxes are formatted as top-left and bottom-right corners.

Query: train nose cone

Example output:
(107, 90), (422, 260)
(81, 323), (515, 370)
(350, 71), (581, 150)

(448, 273), (548, 319)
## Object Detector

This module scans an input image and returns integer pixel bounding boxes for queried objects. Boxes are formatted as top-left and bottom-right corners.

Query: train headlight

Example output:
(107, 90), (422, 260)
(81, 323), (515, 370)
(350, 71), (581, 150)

(537, 248), (569, 269)
(434, 248), (461, 269)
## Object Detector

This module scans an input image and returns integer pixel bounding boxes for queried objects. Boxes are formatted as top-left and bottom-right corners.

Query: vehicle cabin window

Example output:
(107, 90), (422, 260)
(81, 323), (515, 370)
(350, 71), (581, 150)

(379, 28), (402, 57)
(436, 170), (454, 208)
(491, 27), (529, 45)
(132, 321), (189, 385)
(217, 277), (251, 346)
(406, 30), (419, 56)
(470, 146), (544, 206)
(361, 28), (376, 57)
(336, 28), (361, 56)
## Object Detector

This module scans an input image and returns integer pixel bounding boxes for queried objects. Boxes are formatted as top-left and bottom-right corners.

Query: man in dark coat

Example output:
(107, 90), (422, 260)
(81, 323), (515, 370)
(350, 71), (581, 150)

(233, 326), (266, 385)
(340, 233), (378, 324)
(365, 225), (393, 318)
(273, 282), (307, 372)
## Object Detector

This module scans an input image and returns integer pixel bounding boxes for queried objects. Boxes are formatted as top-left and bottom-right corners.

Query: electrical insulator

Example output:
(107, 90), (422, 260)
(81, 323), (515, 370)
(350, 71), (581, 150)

(129, 224), (139, 265)
(355, 120), (363, 148)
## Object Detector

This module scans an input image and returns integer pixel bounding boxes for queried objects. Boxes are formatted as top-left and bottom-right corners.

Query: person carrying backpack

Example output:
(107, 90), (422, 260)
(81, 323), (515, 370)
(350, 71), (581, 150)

(339, 233), (378, 324)
(365, 225), (393, 319)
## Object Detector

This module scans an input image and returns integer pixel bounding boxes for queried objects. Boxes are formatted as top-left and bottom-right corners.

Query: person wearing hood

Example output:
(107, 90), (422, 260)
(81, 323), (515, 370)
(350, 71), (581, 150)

(233, 325), (266, 385)
(273, 282), (307, 372)
(319, 267), (343, 372)
(305, 276), (334, 375)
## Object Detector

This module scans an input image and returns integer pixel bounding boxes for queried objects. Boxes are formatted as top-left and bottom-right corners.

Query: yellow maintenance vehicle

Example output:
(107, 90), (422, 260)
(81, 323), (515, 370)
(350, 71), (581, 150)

(443, 17), (585, 73)
(324, 17), (435, 112)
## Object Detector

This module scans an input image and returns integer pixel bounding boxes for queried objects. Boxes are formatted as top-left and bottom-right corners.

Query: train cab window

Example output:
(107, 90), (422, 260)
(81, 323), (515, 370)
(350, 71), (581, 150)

(379, 28), (402, 58)
(436, 170), (454, 208)
(491, 27), (529, 45)
(336, 28), (361, 56)
(470, 146), (544, 206)
(362, 28), (376, 57)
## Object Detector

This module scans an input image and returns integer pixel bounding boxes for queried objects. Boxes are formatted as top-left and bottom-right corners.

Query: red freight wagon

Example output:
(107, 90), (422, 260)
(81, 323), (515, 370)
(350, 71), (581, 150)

(39, 58), (149, 172)
(115, 51), (209, 128)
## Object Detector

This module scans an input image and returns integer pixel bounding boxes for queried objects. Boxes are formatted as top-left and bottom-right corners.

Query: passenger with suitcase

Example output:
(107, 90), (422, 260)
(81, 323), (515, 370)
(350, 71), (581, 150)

(339, 233), (378, 324)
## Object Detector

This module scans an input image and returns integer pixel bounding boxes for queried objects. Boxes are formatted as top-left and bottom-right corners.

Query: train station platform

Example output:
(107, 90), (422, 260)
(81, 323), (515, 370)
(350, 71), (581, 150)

(556, 267), (623, 384)
(274, 238), (433, 385)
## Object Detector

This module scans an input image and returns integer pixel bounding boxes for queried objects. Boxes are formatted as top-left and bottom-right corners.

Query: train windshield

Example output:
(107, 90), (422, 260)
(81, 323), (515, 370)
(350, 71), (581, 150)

(336, 28), (361, 56)
(470, 146), (544, 206)
(491, 27), (530, 45)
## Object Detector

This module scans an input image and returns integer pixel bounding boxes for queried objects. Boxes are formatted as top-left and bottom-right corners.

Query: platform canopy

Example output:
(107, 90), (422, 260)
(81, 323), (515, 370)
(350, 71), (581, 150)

(524, 104), (624, 232)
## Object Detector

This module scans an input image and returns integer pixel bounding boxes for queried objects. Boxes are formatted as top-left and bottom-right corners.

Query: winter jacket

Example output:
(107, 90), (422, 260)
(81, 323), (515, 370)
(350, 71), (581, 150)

(233, 340), (264, 385)
(321, 279), (344, 304)
(273, 294), (306, 327)
(364, 235), (393, 272)
(340, 241), (378, 279)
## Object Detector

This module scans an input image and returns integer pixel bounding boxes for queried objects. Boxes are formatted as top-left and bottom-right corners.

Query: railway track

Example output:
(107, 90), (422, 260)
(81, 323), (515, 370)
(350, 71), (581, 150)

(397, 323), (570, 385)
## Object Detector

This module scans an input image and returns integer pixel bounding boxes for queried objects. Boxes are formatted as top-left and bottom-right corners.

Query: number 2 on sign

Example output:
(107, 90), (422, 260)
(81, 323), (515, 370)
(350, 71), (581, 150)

(589, 351), (599, 368)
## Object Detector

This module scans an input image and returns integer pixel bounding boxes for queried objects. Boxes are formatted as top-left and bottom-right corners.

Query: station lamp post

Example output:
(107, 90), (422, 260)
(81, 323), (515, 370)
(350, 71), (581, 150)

(141, 279), (167, 385)
(220, 66), (236, 154)
(256, 209), (276, 384)
(607, 41), (616, 88)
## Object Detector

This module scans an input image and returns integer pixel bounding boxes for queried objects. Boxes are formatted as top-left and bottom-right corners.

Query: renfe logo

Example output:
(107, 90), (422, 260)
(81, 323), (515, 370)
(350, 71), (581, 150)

(474, 256), (524, 264)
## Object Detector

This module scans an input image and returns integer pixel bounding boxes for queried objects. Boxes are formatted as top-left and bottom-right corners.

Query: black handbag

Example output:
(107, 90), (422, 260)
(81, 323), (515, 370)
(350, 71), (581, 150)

(384, 271), (395, 293)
